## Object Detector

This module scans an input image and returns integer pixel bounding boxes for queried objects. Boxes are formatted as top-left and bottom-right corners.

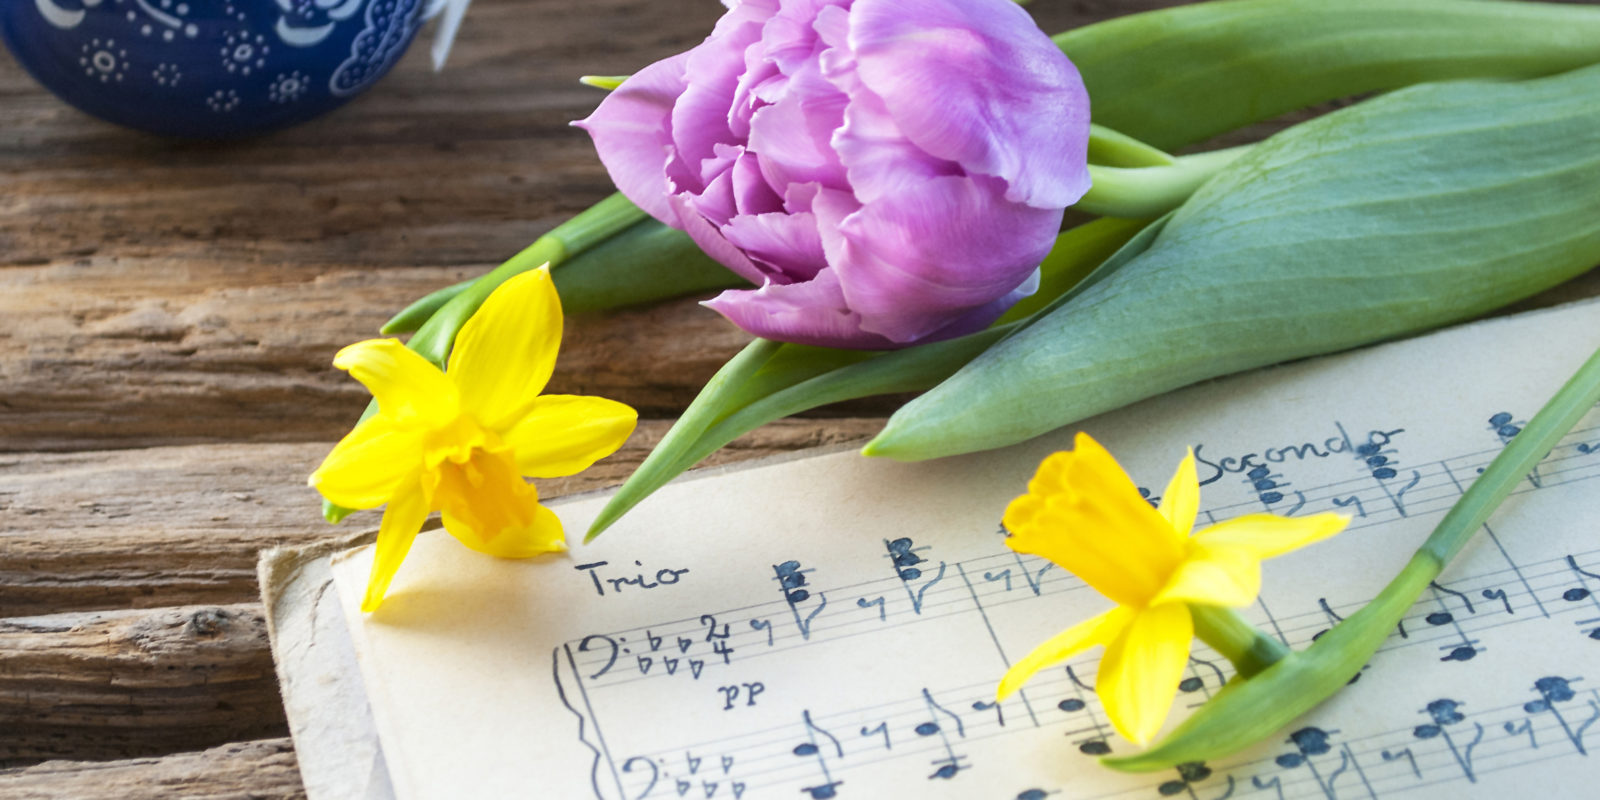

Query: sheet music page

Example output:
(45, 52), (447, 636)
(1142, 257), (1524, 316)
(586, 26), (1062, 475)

(331, 300), (1600, 800)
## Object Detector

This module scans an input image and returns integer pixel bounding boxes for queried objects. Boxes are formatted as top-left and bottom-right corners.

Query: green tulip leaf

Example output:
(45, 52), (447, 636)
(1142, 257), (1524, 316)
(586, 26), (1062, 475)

(584, 217), (1152, 540)
(1064, 0), (1600, 151)
(869, 64), (1600, 461)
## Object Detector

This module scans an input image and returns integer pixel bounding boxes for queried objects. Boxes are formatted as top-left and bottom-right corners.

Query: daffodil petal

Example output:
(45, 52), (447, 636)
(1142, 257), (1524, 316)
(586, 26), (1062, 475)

(308, 418), (426, 509)
(501, 395), (638, 479)
(1003, 432), (1185, 606)
(997, 606), (1132, 701)
(1193, 512), (1350, 560)
(446, 501), (567, 558)
(334, 339), (458, 426)
(1151, 544), (1261, 608)
(1096, 603), (1193, 746)
(360, 483), (430, 612)
(434, 447), (567, 558)
(449, 267), (562, 431)
(1157, 448), (1199, 537)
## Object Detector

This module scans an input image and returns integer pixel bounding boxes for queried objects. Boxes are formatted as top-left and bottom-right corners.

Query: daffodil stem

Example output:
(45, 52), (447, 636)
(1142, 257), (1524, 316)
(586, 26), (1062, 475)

(1076, 145), (1252, 219)
(1417, 345), (1600, 567)
(1367, 346), (1600, 601)
(1105, 345), (1600, 772)
(1189, 605), (1289, 679)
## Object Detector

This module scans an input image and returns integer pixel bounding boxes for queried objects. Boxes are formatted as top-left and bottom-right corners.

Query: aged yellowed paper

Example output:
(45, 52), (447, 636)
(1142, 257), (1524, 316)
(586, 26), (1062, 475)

(332, 300), (1600, 799)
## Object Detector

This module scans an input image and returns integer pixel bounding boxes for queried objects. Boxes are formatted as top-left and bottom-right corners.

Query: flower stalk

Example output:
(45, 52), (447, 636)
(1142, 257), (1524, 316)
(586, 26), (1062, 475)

(1076, 145), (1252, 219)
(1105, 344), (1600, 771)
(1189, 604), (1286, 680)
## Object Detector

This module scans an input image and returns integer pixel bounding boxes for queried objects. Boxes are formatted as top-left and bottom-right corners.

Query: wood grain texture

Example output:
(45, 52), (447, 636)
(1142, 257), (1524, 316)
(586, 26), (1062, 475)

(0, 605), (283, 766)
(0, 419), (879, 765)
(0, 0), (1189, 454)
(0, 262), (756, 451)
(5, 0), (1600, 794)
(0, 738), (304, 800)
(0, 418), (883, 617)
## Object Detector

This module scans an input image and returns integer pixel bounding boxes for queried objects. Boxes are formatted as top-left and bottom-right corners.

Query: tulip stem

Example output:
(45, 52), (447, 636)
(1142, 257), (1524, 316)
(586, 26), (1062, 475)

(1076, 145), (1252, 219)
(1087, 124), (1175, 168)
(1189, 604), (1288, 679)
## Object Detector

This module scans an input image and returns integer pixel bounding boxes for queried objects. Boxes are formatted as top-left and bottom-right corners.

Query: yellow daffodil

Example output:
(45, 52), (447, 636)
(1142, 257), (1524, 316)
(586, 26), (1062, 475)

(309, 267), (637, 612)
(996, 432), (1347, 745)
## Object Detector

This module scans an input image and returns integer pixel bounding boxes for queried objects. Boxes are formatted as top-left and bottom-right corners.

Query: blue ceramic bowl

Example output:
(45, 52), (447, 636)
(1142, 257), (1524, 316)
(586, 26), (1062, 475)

(1, 0), (427, 138)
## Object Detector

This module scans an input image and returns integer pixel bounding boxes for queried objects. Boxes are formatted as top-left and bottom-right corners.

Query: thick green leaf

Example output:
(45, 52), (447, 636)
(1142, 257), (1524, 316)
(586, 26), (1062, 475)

(584, 217), (1150, 539)
(869, 64), (1600, 461)
(381, 222), (747, 333)
(552, 221), (750, 315)
(1063, 0), (1600, 151)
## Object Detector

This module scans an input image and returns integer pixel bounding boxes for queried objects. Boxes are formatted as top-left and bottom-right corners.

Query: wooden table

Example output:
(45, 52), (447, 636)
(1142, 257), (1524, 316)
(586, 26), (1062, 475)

(3, 0), (1597, 797)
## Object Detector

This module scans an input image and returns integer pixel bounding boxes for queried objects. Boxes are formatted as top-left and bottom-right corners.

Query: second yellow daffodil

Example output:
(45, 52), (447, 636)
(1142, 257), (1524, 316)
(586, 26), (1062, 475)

(996, 432), (1348, 746)
(308, 267), (637, 612)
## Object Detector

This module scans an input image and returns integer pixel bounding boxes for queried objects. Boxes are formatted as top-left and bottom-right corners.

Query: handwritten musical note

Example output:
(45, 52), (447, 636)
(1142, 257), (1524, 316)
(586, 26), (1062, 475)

(327, 300), (1600, 800)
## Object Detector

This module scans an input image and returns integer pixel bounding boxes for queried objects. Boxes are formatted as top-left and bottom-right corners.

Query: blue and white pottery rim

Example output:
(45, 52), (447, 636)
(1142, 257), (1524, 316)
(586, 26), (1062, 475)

(1, 0), (437, 138)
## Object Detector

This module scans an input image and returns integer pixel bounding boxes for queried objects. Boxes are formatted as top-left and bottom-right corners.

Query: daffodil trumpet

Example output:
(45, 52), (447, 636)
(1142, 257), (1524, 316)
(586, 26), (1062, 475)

(322, 193), (740, 523)
(1102, 344), (1600, 772)
(994, 434), (1350, 747)
(308, 268), (639, 611)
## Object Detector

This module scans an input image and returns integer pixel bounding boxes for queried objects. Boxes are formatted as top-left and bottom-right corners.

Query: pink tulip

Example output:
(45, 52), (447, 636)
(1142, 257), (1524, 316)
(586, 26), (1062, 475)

(576, 0), (1090, 348)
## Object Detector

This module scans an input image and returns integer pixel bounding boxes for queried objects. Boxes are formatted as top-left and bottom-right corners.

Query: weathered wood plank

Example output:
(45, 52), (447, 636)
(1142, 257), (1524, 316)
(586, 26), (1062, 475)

(0, 418), (885, 617)
(0, 738), (303, 800)
(0, 261), (756, 451)
(0, 0), (1198, 454)
(0, 605), (283, 766)
(0, 419), (880, 765)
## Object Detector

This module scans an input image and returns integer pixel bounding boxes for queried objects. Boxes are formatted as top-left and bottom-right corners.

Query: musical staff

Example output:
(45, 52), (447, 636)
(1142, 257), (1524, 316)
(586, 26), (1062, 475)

(562, 424), (1600, 692)
(328, 302), (1600, 800)
(548, 416), (1600, 798)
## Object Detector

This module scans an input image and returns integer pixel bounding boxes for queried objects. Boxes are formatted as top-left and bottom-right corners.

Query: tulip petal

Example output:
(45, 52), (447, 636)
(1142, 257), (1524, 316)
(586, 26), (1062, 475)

(1004, 433), (1186, 607)
(502, 395), (638, 479)
(721, 211), (828, 281)
(669, 191), (772, 285)
(1151, 545), (1262, 608)
(747, 57), (850, 193)
(669, 0), (775, 190)
(826, 58), (961, 206)
(702, 268), (891, 349)
(848, 0), (1091, 209)
(360, 481), (430, 612)
(308, 418), (426, 510)
(333, 339), (459, 427)
(1192, 512), (1350, 559)
(572, 53), (688, 225)
(449, 269), (561, 431)
(1096, 603), (1193, 746)
(997, 606), (1132, 701)
(821, 173), (1059, 343)
(731, 145), (786, 218)
(1158, 449), (1200, 537)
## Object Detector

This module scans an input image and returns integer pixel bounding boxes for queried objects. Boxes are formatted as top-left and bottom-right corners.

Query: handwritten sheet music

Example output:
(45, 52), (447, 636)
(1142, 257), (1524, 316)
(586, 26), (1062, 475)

(330, 300), (1600, 800)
